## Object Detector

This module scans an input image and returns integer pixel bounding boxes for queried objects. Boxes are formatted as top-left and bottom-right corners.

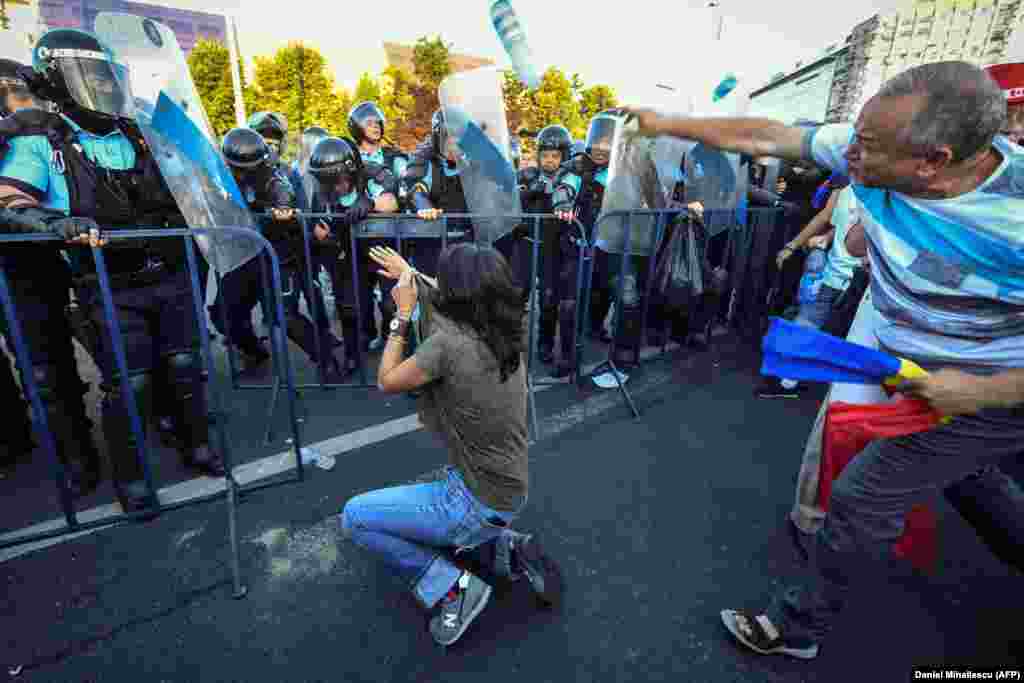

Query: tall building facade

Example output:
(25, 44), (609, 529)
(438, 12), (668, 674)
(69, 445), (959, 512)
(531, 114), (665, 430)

(753, 0), (1024, 123)
(38, 0), (226, 54)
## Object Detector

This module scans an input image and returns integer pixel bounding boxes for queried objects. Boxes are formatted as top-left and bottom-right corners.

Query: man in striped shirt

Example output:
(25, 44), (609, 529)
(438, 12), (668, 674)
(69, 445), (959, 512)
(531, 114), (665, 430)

(627, 60), (1024, 660)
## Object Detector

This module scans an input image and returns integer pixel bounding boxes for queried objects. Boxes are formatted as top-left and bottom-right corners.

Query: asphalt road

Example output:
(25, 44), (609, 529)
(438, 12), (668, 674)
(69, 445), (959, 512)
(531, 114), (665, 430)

(1, 336), (1022, 682)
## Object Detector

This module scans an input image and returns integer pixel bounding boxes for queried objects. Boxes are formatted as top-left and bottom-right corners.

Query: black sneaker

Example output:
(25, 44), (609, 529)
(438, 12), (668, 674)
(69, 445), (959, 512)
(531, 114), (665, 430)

(720, 610), (819, 659)
(755, 377), (802, 399)
(429, 571), (493, 647)
(515, 535), (563, 609)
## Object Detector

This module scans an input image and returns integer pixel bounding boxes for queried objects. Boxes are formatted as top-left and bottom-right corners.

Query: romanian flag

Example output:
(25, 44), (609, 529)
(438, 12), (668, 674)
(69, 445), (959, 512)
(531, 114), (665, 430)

(821, 400), (944, 573)
(761, 317), (931, 389)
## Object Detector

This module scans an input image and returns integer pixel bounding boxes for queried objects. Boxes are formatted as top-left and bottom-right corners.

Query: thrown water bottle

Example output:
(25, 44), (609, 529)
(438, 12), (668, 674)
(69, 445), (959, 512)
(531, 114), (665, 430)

(490, 0), (540, 89)
(296, 444), (336, 471)
(712, 73), (738, 102)
(797, 248), (828, 305)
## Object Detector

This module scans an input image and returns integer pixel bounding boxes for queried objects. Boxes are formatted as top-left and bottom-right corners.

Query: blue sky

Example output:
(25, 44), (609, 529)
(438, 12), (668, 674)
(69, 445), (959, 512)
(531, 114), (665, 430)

(6, 0), (905, 105)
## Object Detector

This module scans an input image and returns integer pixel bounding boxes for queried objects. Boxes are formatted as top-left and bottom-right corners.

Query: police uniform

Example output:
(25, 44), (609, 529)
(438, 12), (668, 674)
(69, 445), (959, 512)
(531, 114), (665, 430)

(509, 164), (582, 363)
(402, 139), (472, 276)
(228, 166), (342, 375)
(358, 146), (405, 343)
(0, 106), (225, 509)
(310, 180), (380, 366)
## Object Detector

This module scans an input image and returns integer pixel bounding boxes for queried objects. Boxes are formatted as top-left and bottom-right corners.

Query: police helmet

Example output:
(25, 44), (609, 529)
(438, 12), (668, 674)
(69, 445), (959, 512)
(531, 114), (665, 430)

(348, 101), (386, 144)
(31, 28), (131, 118)
(537, 125), (572, 160)
(308, 136), (361, 179)
(248, 111), (288, 141)
(222, 127), (272, 170)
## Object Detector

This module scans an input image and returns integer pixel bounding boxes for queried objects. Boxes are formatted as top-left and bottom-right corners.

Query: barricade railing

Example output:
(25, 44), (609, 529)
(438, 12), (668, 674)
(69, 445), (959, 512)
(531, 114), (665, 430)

(222, 212), (589, 443)
(0, 227), (308, 599)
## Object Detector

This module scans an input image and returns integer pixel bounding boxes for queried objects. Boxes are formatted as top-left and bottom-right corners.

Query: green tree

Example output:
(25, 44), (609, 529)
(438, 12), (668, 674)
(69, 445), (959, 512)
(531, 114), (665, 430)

(187, 38), (256, 137)
(353, 72), (382, 105)
(252, 42), (351, 157)
(379, 65), (416, 134)
(578, 84), (618, 121)
(412, 35), (452, 94)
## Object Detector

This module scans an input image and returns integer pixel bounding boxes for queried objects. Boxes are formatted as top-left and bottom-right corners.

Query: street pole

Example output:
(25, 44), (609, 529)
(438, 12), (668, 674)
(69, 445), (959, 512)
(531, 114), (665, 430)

(709, 1), (723, 42)
(226, 12), (246, 127)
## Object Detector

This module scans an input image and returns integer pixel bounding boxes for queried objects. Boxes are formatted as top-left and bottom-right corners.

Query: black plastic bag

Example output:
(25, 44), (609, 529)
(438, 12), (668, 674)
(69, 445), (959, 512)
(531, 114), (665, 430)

(654, 215), (705, 313)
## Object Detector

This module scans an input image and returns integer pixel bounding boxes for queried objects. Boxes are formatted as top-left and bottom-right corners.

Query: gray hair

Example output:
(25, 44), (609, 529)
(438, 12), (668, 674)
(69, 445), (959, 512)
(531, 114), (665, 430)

(876, 61), (1005, 163)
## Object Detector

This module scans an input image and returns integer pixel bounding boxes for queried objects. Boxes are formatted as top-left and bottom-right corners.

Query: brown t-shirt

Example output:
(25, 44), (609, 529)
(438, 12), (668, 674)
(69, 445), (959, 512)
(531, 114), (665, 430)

(413, 286), (528, 512)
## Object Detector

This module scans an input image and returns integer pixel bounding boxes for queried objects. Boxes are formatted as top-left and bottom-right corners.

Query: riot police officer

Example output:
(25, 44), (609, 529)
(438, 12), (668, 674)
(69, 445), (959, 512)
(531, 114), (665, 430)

(347, 101), (403, 347)
(0, 58), (45, 468)
(219, 127), (345, 380)
(306, 136), (375, 375)
(0, 29), (225, 511)
(550, 115), (617, 375)
(402, 109), (473, 276)
(513, 124), (581, 368)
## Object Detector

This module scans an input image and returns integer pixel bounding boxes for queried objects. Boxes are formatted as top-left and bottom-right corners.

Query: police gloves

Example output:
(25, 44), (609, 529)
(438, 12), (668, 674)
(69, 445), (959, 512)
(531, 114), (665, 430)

(341, 197), (372, 226)
(49, 217), (101, 241)
(0, 207), (99, 241)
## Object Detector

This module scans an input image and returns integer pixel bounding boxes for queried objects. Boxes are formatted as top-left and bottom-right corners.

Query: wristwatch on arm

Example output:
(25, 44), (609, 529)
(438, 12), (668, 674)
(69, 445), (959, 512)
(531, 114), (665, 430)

(389, 315), (412, 342)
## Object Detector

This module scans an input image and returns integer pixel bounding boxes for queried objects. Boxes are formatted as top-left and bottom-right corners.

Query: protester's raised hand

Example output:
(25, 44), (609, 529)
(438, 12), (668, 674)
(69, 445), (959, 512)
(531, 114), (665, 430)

(369, 245), (412, 280)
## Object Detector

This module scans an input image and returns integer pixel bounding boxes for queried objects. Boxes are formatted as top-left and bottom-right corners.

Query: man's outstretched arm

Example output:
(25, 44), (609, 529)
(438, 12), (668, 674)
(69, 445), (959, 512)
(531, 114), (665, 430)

(624, 109), (813, 164)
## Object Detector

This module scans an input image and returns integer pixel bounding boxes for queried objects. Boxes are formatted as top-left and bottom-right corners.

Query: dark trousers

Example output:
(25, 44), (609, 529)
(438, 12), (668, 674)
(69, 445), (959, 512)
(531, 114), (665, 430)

(213, 248), (333, 363)
(768, 408), (1024, 644)
(4, 255), (95, 470)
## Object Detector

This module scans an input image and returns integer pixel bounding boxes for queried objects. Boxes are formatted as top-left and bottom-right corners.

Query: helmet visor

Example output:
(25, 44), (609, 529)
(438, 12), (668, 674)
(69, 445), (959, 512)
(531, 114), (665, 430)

(585, 115), (618, 165)
(52, 50), (133, 117)
(299, 130), (328, 174)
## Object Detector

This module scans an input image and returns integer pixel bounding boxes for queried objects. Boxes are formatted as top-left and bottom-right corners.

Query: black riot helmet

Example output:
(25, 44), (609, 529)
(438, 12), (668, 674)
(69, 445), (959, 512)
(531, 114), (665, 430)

(31, 28), (132, 119)
(348, 101), (386, 144)
(308, 136), (362, 198)
(537, 125), (572, 161)
(222, 127), (273, 189)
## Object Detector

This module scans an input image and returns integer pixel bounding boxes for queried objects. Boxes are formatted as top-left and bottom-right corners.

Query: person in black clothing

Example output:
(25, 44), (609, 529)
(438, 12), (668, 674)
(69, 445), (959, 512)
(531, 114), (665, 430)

(0, 58), (42, 468)
(1, 29), (224, 512)
(306, 136), (376, 376)
(218, 128), (347, 381)
(401, 109), (474, 277)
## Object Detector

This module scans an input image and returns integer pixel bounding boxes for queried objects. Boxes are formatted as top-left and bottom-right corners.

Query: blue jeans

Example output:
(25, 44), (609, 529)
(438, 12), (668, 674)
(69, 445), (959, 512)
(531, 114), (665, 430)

(340, 467), (522, 609)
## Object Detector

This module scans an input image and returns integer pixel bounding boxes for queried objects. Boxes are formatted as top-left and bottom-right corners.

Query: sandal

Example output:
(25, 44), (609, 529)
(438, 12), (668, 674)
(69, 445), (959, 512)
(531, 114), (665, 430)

(720, 609), (819, 660)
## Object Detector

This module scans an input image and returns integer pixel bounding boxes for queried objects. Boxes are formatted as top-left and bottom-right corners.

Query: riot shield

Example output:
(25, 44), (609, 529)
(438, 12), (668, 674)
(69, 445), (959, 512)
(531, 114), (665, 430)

(596, 114), (675, 256)
(437, 66), (520, 244)
(93, 13), (260, 275)
(296, 128), (328, 212)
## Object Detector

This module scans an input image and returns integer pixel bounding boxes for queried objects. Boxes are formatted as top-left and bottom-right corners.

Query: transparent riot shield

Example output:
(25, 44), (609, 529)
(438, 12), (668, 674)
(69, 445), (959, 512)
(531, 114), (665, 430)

(596, 114), (676, 256)
(438, 66), (520, 243)
(93, 13), (260, 275)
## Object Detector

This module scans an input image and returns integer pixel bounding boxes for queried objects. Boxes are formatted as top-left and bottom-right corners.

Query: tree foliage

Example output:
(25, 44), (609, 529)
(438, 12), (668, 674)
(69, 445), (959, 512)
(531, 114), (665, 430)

(187, 38), (256, 138)
(353, 72), (382, 105)
(251, 43), (351, 159)
(412, 35), (452, 95)
(190, 34), (619, 156)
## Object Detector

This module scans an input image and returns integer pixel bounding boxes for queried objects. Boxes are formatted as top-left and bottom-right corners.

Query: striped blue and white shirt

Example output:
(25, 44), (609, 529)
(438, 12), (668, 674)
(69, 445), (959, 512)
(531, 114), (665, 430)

(809, 123), (1024, 372)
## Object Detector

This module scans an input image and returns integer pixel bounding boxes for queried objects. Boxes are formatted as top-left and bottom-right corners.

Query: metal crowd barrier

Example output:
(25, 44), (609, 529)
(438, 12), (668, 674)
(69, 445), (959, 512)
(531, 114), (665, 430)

(0, 227), (309, 599)
(214, 212), (590, 443)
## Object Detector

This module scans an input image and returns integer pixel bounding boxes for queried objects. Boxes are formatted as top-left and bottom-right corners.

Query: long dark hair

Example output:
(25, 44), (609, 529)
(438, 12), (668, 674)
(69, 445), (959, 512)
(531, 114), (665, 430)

(434, 243), (524, 383)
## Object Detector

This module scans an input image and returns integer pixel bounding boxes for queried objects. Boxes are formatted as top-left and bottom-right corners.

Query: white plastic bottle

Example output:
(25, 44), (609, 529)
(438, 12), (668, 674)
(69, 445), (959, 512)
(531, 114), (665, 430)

(490, 0), (540, 89)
